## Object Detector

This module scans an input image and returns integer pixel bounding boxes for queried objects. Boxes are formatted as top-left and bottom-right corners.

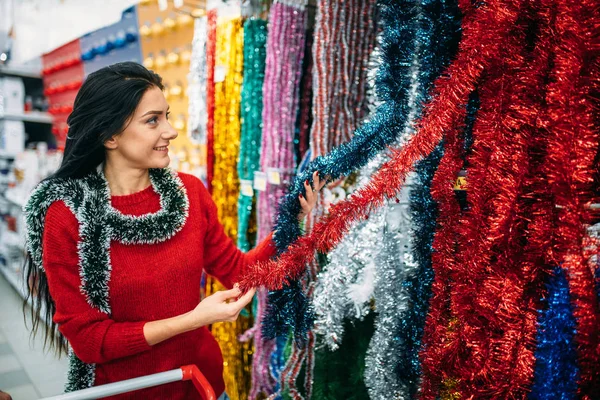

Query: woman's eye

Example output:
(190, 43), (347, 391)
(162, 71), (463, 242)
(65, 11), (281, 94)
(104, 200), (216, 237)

(147, 116), (158, 125)
(166, 112), (171, 120)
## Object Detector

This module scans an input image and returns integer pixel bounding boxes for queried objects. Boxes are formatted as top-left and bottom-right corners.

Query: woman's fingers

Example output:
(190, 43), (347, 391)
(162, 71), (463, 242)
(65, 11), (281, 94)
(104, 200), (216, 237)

(218, 287), (242, 301)
(233, 287), (256, 309)
(303, 179), (314, 203)
(299, 192), (310, 211)
(313, 171), (321, 191)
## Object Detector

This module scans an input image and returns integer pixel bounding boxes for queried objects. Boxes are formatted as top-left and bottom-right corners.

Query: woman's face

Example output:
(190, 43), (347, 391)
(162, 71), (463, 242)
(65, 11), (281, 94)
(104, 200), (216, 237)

(105, 86), (178, 169)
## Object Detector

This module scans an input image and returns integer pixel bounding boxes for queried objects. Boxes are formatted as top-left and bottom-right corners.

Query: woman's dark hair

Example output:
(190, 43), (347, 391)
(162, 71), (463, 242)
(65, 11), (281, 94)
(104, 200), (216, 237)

(24, 62), (163, 356)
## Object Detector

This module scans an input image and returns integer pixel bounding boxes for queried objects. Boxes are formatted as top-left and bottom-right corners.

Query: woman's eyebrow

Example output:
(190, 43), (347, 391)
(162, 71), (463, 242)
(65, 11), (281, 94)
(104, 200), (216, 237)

(140, 108), (170, 118)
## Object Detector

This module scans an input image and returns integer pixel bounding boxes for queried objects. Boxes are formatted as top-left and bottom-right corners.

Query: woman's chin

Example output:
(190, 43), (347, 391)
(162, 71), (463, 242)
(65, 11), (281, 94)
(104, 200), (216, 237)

(147, 155), (171, 169)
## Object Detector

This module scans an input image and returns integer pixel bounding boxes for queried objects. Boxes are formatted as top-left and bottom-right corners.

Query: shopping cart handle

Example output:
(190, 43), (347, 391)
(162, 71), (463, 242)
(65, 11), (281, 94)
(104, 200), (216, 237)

(181, 364), (217, 400)
(38, 365), (216, 400)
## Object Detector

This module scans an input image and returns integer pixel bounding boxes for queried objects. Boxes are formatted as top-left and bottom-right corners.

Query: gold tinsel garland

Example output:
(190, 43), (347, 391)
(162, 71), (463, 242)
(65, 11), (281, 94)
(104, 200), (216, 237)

(206, 16), (251, 400)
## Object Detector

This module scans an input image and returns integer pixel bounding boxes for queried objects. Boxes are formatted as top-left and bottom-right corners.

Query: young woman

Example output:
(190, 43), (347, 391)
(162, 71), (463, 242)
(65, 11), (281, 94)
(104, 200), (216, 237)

(23, 62), (323, 399)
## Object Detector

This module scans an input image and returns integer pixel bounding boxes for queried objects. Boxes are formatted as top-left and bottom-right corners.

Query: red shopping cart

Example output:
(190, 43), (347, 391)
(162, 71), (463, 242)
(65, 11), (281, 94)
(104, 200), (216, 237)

(38, 365), (216, 400)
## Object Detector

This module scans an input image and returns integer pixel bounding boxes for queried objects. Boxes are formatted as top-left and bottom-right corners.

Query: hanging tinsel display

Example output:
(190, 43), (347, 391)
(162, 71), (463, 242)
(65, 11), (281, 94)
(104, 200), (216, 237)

(256, 0), (307, 243)
(392, 1), (464, 394)
(250, 1), (308, 398)
(313, 185), (384, 351)
(280, 1), (379, 395)
(310, 0), (377, 157)
(212, 16), (243, 242)
(530, 266), (579, 400)
(205, 9), (218, 193)
(205, 16), (252, 400)
(241, 0), (508, 383)
(237, 19), (268, 252)
(296, 31), (314, 163)
(540, 0), (600, 395)
(187, 16), (208, 145)
(258, 0), (464, 342)
(313, 40), (422, 353)
(585, 224), (600, 302)
(256, 8), (308, 390)
(362, 188), (417, 400)
(312, 313), (376, 400)
(313, 10), (462, 397)
(242, 0), (600, 396)
(241, 0), (522, 332)
(415, 0), (554, 396)
(399, 144), (442, 394)
(257, 0), (462, 340)
(235, 20), (272, 400)
(311, 36), (386, 354)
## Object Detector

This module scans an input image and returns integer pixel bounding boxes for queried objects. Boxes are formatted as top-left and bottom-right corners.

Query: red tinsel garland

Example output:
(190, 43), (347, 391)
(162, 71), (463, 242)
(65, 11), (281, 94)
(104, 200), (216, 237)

(469, 3), (556, 396)
(206, 10), (217, 193)
(417, 93), (467, 398)
(428, 3), (557, 397)
(542, 0), (600, 396)
(239, 0), (521, 292)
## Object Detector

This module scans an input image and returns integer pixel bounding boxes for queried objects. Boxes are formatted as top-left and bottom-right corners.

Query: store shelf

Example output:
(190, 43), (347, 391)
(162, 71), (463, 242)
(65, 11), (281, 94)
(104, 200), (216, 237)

(0, 112), (53, 124)
(3, 189), (26, 208)
(2, 230), (25, 251)
(0, 263), (26, 299)
(0, 66), (42, 79)
(0, 151), (16, 159)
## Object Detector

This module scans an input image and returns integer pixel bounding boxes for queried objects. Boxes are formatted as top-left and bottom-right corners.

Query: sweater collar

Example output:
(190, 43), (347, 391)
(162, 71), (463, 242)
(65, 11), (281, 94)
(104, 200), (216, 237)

(110, 184), (155, 207)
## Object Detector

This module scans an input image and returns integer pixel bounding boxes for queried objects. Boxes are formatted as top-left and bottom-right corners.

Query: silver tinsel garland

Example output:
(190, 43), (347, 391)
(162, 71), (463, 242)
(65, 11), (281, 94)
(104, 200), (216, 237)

(312, 15), (425, 397)
(187, 16), (208, 145)
(313, 30), (422, 352)
(313, 194), (384, 350)
(363, 185), (417, 400)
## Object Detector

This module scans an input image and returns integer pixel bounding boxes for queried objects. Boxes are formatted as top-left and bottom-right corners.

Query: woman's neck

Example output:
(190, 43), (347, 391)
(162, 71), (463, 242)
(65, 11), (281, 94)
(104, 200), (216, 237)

(103, 161), (151, 196)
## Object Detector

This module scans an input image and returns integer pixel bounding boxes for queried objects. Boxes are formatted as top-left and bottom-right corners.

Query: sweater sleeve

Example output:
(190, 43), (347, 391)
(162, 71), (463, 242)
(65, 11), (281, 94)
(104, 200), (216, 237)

(199, 183), (277, 289)
(42, 201), (151, 364)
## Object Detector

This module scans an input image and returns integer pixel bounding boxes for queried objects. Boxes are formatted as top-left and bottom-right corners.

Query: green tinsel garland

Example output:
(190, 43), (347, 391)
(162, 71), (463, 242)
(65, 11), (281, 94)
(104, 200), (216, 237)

(312, 313), (376, 400)
(237, 19), (268, 252)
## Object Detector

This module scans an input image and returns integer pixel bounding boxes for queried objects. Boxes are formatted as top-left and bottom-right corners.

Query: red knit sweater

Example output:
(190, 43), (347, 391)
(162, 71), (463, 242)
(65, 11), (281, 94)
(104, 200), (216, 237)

(42, 172), (276, 399)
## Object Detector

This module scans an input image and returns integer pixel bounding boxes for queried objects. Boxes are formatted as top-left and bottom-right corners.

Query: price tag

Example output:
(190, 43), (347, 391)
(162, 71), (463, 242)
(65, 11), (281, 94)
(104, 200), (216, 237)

(253, 171), (267, 192)
(454, 176), (467, 191)
(240, 179), (254, 197)
(267, 168), (281, 185)
(214, 65), (227, 83)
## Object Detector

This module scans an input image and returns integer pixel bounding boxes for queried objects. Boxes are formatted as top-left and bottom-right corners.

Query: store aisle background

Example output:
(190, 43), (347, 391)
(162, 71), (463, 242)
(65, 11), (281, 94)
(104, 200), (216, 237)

(0, 274), (68, 400)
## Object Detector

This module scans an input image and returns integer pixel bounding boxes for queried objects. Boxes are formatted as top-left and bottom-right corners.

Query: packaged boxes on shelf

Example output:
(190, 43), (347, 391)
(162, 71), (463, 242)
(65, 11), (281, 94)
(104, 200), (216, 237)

(0, 76), (25, 114)
(0, 120), (25, 156)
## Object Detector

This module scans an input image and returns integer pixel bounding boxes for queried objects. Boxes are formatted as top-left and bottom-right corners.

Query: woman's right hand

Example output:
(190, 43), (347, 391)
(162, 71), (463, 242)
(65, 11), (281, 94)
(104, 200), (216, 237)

(186, 286), (256, 330)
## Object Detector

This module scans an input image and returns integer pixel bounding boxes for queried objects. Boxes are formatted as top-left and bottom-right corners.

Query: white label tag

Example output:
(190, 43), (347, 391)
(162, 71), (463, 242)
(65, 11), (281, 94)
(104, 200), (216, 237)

(240, 179), (254, 197)
(267, 168), (281, 185)
(253, 171), (267, 192)
(214, 65), (227, 83)
(158, 0), (168, 11)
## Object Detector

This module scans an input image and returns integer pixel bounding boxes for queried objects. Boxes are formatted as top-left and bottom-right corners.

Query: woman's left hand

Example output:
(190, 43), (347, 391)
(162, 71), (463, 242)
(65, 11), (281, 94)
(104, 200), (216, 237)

(298, 171), (326, 221)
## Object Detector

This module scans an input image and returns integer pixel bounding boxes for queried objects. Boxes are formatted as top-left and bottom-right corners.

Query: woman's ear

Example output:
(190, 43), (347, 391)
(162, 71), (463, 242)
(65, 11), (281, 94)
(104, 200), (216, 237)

(104, 136), (118, 150)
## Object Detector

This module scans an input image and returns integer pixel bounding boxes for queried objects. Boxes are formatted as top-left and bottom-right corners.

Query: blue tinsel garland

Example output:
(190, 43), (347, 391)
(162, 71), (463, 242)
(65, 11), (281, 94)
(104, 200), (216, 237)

(530, 266), (579, 400)
(402, 144), (441, 393)
(396, 87), (478, 396)
(263, 0), (455, 340)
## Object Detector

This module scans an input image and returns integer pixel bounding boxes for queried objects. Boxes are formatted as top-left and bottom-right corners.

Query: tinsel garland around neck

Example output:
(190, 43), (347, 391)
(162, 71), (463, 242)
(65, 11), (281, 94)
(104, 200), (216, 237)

(23, 168), (189, 392)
